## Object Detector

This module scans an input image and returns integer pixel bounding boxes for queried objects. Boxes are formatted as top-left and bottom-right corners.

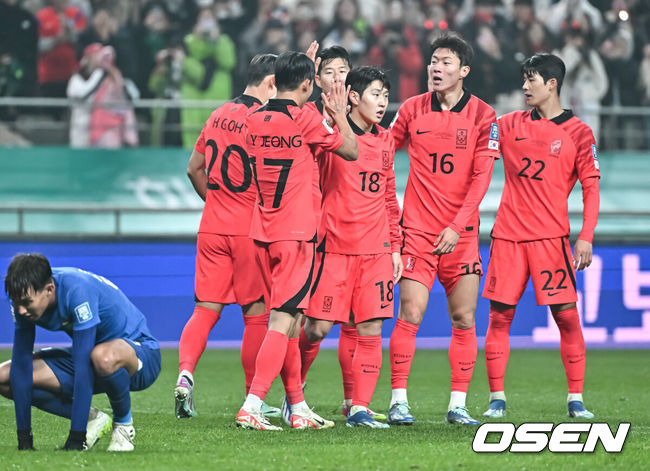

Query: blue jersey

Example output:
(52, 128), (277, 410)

(13, 267), (157, 348)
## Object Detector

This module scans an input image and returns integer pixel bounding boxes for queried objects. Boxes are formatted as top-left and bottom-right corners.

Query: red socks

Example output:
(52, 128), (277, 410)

(351, 335), (382, 408)
(280, 337), (305, 404)
(389, 319), (419, 389)
(299, 325), (321, 384)
(553, 307), (586, 393)
(449, 325), (477, 392)
(178, 306), (220, 374)
(485, 305), (515, 392)
(241, 314), (269, 394)
(248, 330), (288, 400)
(338, 324), (358, 400)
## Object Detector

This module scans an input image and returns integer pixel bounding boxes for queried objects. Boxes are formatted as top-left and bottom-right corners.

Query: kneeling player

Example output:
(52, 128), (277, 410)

(1, 253), (161, 451)
(482, 53), (600, 419)
(303, 66), (402, 428)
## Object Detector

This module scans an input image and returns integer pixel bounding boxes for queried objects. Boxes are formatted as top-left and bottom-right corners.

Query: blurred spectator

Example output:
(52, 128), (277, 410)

(638, 42), (650, 148)
(291, 0), (324, 53)
(37, 0), (86, 98)
(367, 0), (423, 102)
(180, 6), (236, 148)
(135, 3), (174, 96)
(260, 19), (292, 54)
(77, 8), (138, 80)
(67, 43), (139, 148)
(460, 0), (519, 104)
(542, 0), (603, 36)
(556, 22), (608, 143)
(0, 0), (39, 98)
(147, 38), (184, 146)
(512, 0), (557, 61)
(320, 0), (375, 63)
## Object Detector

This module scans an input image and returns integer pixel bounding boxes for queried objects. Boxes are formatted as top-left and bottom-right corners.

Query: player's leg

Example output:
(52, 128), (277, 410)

(551, 301), (592, 418)
(241, 299), (268, 395)
(388, 278), (429, 425)
(338, 320), (358, 415)
(176, 301), (224, 418)
(237, 240), (317, 430)
(3, 349), (112, 449)
(483, 301), (516, 418)
(176, 233), (233, 417)
(482, 238), (529, 418)
(529, 238), (592, 418)
(346, 317), (389, 429)
(92, 338), (157, 451)
(444, 273), (480, 425)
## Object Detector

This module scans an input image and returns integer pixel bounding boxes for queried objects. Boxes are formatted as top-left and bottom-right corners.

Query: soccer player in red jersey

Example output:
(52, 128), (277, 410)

(174, 54), (280, 419)
(387, 33), (500, 425)
(235, 51), (358, 431)
(482, 53), (600, 419)
(295, 46), (384, 420)
(301, 66), (402, 428)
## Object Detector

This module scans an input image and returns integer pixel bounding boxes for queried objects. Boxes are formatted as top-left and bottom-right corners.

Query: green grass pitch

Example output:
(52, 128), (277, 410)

(0, 348), (647, 470)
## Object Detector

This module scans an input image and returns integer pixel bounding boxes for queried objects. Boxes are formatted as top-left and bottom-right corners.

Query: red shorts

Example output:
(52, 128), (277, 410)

(401, 227), (482, 294)
(309, 252), (394, 324)
(483, 237), (578, 306)
(255, 239), (316, 313)
(195, 233), (264, 305)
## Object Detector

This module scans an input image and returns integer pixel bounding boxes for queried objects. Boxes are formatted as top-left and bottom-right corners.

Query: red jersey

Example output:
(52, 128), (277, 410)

(319, 118), (401, 255)
(37, 7), (86, 84)
(194, 95), (261, 236)
(304, 99), (326, 215)
(246, 98), (344, 242)
(492, 109), (601, 242)
(391, 90), (500, 236)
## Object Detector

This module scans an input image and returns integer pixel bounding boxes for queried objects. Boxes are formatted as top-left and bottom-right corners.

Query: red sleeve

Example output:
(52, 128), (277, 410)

(384, 145), (402, 252)
(299, 107), (344, 152)
(475, 104), (501, 160)
(389, 100), (411, 150)
(578, 176), (599, 243)
(575, 129), (601, 182)
(194, 126), (207, 154)
(449, 155), (495, 235)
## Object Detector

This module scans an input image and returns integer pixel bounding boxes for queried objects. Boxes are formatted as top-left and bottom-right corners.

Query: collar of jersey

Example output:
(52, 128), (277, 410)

(268, 98), (299, 107)
(431, 88), (471, 113)
(235, 94), (262, 107)
(347, 115), (378, 135)
(312, 97), (324, 114)
(531, 108), (574, 124)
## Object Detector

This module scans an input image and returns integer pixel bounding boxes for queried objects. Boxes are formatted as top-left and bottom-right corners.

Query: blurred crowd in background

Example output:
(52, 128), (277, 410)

(1, 0), (649, 149)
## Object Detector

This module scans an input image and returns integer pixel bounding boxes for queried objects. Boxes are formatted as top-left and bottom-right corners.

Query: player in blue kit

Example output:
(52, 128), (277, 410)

(0, 253), (160, 452)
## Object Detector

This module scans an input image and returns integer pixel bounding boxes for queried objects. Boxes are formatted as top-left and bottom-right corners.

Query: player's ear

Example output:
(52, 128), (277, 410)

(460, 65), (470, 79)
(301, 78), (312, 94)
(315, 73), (322, 88)
(349, 90), (360, 106)
(547, 77), (558, 92)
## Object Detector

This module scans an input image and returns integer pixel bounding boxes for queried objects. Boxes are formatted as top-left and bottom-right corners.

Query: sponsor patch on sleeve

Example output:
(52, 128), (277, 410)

(322, 118), (334, 134)
(74, 302), (93, 324)
(489, 123), (499, 140)
(488, 139), (499, 151)
(592, 144), (599, 169)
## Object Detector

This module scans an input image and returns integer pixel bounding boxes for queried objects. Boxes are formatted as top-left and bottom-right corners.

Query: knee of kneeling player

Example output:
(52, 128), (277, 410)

(90, 346), (119, 376)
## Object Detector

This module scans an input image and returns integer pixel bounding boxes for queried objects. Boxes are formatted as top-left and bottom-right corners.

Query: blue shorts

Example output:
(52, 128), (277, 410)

(37, 338), (161, 397)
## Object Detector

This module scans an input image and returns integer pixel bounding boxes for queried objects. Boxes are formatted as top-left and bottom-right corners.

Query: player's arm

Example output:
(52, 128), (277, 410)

(322, 81), (358, 161)
(63, 325), (97, 450)
(574, 176), (600, 271)
(434, 155), (495, 255)
(10, 323), (36, 450)
(389, 102), (410, 150)
(385, 159), (404, 282)
(187, 148), (207, 201)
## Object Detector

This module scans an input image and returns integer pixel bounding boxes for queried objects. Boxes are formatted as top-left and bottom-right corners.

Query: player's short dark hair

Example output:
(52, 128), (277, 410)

(5, 253), (53, 302)
(246, 54), (278, 87)
(317, 46), (351, 75)
(430, 32), (474, 67)
(346, 66), (390, 101)
(521, 53), (566, 95)
(274, 51), (315, 92)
